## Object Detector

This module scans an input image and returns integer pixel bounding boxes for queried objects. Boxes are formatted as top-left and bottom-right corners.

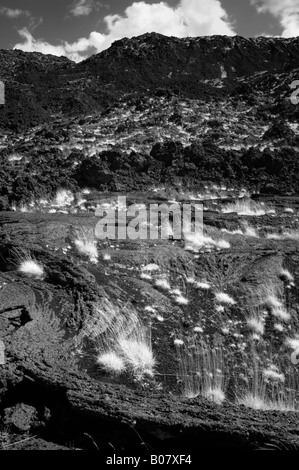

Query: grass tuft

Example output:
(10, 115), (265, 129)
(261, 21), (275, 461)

(13, 249), (44, 280)
(97, 352), (125, 374)
(73, 226), (98, 264)
(221, 199), (273, 216)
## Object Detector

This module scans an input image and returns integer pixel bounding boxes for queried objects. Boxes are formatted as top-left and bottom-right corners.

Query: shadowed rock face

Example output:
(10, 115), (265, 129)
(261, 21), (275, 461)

(0, 35), (299, 203)
(1, 34), (299, 451)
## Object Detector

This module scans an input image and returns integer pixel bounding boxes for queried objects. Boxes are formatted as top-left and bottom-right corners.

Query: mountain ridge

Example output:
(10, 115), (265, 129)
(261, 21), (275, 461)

(1, 33), (299, 130)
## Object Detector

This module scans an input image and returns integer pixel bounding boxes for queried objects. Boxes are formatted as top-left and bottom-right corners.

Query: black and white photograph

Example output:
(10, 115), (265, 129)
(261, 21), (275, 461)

(0, 0), (299, 456)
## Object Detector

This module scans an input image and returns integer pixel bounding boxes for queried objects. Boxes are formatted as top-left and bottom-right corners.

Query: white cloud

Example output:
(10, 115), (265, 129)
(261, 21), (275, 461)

(14, 28), (96, 62)
(69, 0), (94, 17)
(14, 0), (235, 62)
(0, 6), (30, 18)
(251, 0), (299, 37)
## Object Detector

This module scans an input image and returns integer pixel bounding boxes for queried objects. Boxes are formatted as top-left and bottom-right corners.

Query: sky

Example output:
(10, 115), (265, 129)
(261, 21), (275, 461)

(0, 0), (298, 62)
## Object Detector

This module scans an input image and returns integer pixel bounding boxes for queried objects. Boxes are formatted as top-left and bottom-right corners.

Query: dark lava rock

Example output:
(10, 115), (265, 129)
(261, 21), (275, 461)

(1, 211), (299, 451)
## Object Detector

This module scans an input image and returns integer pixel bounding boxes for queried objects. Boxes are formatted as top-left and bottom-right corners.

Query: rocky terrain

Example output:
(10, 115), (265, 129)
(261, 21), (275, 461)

(1, 33), (299, 452)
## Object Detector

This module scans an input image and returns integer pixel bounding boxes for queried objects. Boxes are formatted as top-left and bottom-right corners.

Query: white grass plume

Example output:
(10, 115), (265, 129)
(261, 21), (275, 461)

(260, 285), (291, 322)
(19, 258), (44, 279)
(195, 281), (211, 290)
(263, 366), (285, 383)
(238, 393), (295, 412)
(267, 230), (299, 241)
(171, 288), (183, 296)
(247, 316), (264, 336)
(54, 189), (74, 207)
(243, 223), (259, 238)
(177, 338), (226, 405)
(221, 199), (272, 216)
(117, 337), (155, 378)
(274, 323), (284, 332)
(272, 306), (291, 322)
(285, 337), (299, 351)
(216, 240), (230, 249)
(140, 273), (152, 280)
(89, 302), (156, 380)
(144, 306), (156, 314)
(279, 268), (294, 283)
(236, 350), (298, 412)
(184, 230), (230, 252)
(155, 278), (171, 290)
(203, 387), (225, 405)
(221, 228), (243, 235)
(184, 231), (215, 251)
(142, 263), (160, 272)
(215, 292), (236, 305)
(8, 153), (23, 163)
(174, 294), (189, 305)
